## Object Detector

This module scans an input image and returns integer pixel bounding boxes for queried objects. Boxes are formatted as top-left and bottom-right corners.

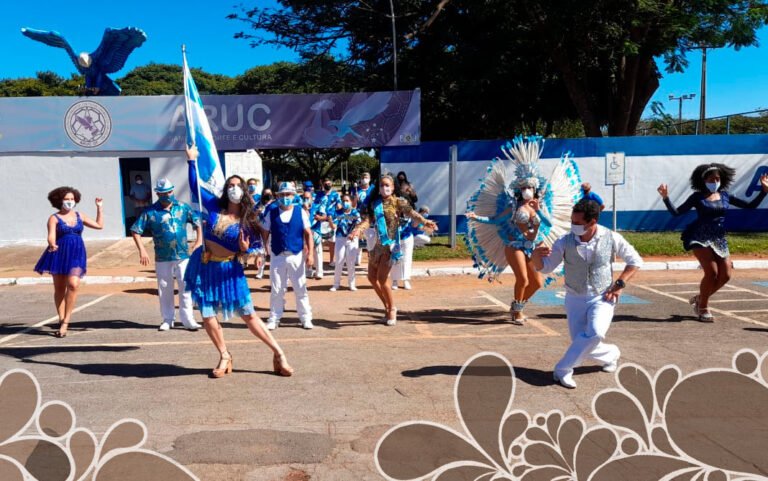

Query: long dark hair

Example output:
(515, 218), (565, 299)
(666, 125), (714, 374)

(219, 175), (258, 230)
(690, 163), (735, 193)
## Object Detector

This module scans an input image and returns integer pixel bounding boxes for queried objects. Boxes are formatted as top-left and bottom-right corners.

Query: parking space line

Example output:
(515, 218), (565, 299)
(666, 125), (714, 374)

(634, 284), (768, 328)
(0, 294), (114, 346)
(709, 299), (766, 303)
(729, 309), (768, 313)
(477, 290), (559, 337)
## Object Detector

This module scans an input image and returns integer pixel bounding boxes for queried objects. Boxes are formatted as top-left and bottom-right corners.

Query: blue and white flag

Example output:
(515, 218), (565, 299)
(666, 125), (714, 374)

(183, 49), (225, 202)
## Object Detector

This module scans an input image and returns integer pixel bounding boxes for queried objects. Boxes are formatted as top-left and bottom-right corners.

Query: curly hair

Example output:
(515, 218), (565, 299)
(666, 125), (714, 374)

(218, 175), (258, 229)
(47, 186), (81, 209)
(690, 163), (735, 193)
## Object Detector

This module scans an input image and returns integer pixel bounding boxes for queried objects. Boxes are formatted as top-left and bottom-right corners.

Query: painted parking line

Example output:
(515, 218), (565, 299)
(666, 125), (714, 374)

(0, 294), (114, 346)
(528, 290), (649, 305)
(634, 283), (768, 328)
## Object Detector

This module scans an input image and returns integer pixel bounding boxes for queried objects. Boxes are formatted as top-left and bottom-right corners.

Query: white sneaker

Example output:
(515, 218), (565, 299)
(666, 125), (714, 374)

(553, 371), (577, 389)
(266, 320), (279, 331)
(330, 286), (338, 292)
(302, 319), (314, 330)
(349, 284), (357, 291)
(403, 281), (412, 290)
(183, 321), (202, 331)
(158, 321), (172, 331)
(602, 359), (619, 373)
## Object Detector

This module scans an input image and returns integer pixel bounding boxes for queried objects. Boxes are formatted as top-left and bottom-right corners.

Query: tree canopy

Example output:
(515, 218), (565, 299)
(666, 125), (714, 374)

(228, 0), (768, 137)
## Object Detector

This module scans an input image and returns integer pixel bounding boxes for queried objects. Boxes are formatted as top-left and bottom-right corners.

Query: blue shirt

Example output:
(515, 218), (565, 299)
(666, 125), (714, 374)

(129, 183), (151, 202)
(332, 208), (361, 237)
(131, 201), (200, 262)
(315, 189), (341, 212)
(583, 191), (604, 206)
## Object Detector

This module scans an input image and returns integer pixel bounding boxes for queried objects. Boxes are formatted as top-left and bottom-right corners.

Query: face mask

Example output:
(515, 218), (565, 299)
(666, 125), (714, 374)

(62, 200), (76, 211)
(135, 180), (143, 185)
(278, 196), (293, 207)
(398, 177), (405, 183)
(227, 185), (244, 204)
(343, 202), (351, 210)
(706, 181), (720, 193)
(159, 194), (175, 205)
(521, 189), (534, 200)
(571, 223), (587, 236)
(380, 186), (393, 196)
(422, 213), (429, 219)
(324, 184), (332, 191)
(361, 178), (370, 186)
(262, 194), (273, 203)
(303, 199), (312, 207)
(248, 185), (257, 194)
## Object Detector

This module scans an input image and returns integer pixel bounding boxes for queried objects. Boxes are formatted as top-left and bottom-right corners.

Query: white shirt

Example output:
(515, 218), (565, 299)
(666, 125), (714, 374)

(261, 206), (311, 231)
(538, 225), (643, 295)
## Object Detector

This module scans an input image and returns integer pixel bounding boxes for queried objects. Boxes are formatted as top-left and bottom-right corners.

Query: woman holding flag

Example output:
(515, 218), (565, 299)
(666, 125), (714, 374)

(181, 48), (293, 378)
(350, 174), (436, 325)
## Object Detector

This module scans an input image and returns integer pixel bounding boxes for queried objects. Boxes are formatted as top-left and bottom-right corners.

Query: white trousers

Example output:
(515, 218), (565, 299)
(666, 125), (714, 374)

(312, 234), (324, 278)
(269, 252), (312, 322)
(156, 259), (196, 326)
(333, 237), (359, 287)
(391, 235), (415, 281)
(554, 294), (620, 378)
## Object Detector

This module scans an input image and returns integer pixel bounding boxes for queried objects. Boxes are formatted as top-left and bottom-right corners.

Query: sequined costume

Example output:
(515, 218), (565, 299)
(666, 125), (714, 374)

(34, 213), (87, 278)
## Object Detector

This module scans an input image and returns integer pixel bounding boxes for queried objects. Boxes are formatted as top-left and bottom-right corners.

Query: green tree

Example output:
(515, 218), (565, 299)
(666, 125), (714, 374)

(118, 63), (235, 95)
(262, 148), (352, 186)
(234, 55), (363, 94)
(0, 71), (82, 97)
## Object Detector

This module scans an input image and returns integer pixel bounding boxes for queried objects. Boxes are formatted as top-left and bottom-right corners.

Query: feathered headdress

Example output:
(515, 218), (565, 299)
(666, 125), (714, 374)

(499, 135), (548, 194)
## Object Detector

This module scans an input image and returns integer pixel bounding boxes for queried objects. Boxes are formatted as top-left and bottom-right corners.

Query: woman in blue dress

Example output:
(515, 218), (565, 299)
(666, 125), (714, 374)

(34, 187), (103, 337)
(185, 145), (293, 378)
(658, 163), (768, 322)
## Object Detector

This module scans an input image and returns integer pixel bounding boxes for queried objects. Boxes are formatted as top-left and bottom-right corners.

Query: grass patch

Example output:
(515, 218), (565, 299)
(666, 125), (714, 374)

(412, 232), (768, 262)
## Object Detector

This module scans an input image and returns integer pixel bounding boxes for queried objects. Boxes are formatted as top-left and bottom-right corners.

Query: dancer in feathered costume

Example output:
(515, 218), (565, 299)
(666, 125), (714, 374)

(465, 135), (582, 324)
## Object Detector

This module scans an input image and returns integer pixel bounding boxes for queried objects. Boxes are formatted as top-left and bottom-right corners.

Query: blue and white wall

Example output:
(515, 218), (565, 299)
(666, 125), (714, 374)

(382, 135), (768, 233)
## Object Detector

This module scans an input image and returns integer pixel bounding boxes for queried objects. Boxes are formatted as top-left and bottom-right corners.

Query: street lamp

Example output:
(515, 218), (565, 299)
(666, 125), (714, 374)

(668, 93), (696, 134)
(388, 0), (398, 91)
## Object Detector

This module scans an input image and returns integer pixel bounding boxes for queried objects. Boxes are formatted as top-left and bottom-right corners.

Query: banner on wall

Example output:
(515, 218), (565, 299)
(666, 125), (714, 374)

(382, 136), (768, 232)
(0, 90), (420, 152)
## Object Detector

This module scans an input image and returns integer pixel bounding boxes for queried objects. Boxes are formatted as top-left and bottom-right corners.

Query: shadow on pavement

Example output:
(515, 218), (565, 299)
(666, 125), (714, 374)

(744, 327), (768, 333)
(0, 345), (139, 360)
(401, 364), (604, 387)
(18, 358), (271, 378)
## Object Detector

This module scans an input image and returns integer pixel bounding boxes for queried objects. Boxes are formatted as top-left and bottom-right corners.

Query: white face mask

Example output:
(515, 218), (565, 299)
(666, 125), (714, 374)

(521, 188), (534, 200)
(570, 223), (587, 236)
(380, 185), (393, 196)
(706, 181), (720, 193)
(361, 177), (370, 186)
(62, 200), (76, 211)
(135, 179), (143, 185)
(227, 185), (244, 204)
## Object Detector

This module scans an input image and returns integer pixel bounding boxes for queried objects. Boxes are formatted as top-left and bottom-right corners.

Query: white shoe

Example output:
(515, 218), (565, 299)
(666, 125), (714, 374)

(330, 286), (338, 292)
(266, 320), (279, 331)
(302, 319), (314, 330)
(349, 284), (357, 291)
(602, 359), (619, 373)
(329, 261), (335, 267)
(158, 321), (172, 331)
(386, 318), (397, 326)
(391, 282), (398, 290)
(403, 281), (412, 290)
(183, 321), (201, 331)
(553, 371), (577, 389)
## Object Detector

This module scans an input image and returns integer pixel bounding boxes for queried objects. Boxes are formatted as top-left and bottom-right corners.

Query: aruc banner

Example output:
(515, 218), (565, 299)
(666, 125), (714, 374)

(0, 90), (420, 152)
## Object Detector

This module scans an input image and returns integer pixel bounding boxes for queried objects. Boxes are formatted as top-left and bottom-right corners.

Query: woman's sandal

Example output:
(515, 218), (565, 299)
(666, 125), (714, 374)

(385, 307), (398, 326)
(698, 308), (714, 323)
(510, 311), (526, 326)
(273, 352), (294, 377)
(54, 322), (69, 338)
(211, 351), (233, 378)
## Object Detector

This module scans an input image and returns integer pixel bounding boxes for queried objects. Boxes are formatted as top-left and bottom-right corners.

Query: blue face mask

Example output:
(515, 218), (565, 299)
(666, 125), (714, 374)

(248, 185), (257, 194)
(343, 202), (351, 210)
(159, 194), (175, 205)
(278, 196), (293, 207)
(422, 213), (429, 219)
(706, 181), (720, 193)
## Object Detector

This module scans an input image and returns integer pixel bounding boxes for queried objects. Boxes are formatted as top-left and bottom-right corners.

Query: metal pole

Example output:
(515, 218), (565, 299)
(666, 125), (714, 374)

(700, 47), (707, 134)
(678, 97), (683, 134)
(726, 115), (731, 135)
(612, 185), (617, 232)
(449, 144), (458, 249)
(388, 0), (398, 91)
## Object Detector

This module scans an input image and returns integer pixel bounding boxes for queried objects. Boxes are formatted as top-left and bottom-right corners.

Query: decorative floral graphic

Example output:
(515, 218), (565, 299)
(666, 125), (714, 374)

(0, 369), (198, 481)
(375, 350), (768, 481)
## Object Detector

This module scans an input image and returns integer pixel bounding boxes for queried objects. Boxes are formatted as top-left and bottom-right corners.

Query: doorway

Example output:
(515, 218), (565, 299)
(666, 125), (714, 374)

(119, 157), (151, 236)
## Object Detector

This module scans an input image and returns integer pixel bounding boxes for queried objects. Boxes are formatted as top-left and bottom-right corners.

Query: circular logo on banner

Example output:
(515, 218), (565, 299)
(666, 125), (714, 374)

(64, 101), (112, 148)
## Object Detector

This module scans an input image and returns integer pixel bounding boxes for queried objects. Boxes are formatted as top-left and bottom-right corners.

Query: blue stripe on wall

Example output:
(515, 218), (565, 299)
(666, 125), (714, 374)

(382, 135), (768, 163)
(428, 209), (768, 236)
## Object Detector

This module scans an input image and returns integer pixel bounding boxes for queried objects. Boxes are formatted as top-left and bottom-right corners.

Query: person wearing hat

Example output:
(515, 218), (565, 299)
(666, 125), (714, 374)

(131, 178), (203, 331)
(658, 164), (768, 322)
(261, 181), (315, 330)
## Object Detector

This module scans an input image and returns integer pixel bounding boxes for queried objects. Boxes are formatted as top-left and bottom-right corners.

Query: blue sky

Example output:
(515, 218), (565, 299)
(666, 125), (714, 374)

(2, 1), (767, 120)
